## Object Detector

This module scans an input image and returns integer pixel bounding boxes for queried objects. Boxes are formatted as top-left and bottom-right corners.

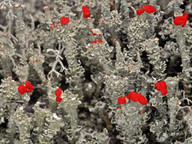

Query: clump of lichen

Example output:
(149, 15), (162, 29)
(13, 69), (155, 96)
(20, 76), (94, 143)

(0, 0), (192, 144)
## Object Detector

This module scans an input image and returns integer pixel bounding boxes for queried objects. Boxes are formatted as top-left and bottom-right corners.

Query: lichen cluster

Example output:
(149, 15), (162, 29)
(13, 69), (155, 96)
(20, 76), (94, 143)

(0, 0), (192, 144)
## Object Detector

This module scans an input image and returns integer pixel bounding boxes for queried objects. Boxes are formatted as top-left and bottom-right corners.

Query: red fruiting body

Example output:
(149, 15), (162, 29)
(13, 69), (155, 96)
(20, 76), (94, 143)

(82, 6), (89, 12)
(60, 17), (69, 25)
(130, 93), (140, 102)
(138, 94), (148, 105)
(173, 13), (188, 27)
(118, 96), (126, 105)
(18, 84), (27, 95)
(137, 8), (145, 15)
(155, 81), (168, 95)
(183, 13), (189, 20)
(155, 81), (167, 90)
(25, 80), (34, 93)
(125, 92), (148, 105)
(126, 91), (139, 102)
(83, 12), (89, 18)
(82, 6), (89, 18)
(125, 93), (131, 99)
(181, 14), (188, 27)
(98, 38), (103, 43)
(174, 17), (184, 26)
(91, 40), (97, 44)
(161, 89), (168, 96)
(142, 5), (156, 13)
(56, 96), (62, 102)
(55, 88), (62, 97)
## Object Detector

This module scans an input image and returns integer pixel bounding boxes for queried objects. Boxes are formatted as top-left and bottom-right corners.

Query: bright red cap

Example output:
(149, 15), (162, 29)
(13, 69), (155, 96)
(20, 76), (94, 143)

(125, 91), (135, 99)
(83, 11), (89, 18)
(127, 91), (139, 102)
(124, 94), (131, 99)
(155, 81), (168, 95)
(55, 88), (62, 97)
(155, 81), (167, 90)
(25, 80), (34, 93)
(82, 6), (89, 18)
(181, 21), (187, 27)
(91, 40), (97, 44)
(161, 89), (168, 96)
(18, 84), (27, 95)
(137, 8), (145, 15)
(174, 16), (184, 26)
(173, 13), (188, 27)
(181, 13), (188, 27)
(60, 17), (69, 25)
(142, 5), (156, 13)
(98, 38), (103, 43)
(118, 96), (126, 105)
(183, 13), (189, 20)
(138, 94), (148, 105)
(56, 96), (62, 102)
(82, 6), (89, 12)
